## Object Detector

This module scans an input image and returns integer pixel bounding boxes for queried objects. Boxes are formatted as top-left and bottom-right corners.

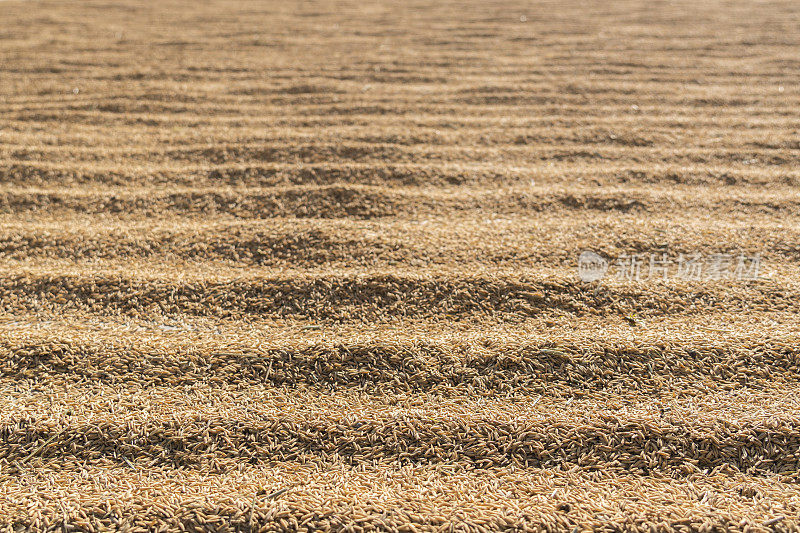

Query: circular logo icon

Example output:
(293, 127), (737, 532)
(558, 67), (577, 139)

(578, 251), (608, 282)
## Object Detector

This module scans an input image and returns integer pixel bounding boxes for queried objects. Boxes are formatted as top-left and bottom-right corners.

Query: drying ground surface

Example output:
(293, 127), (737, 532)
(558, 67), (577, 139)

(1, 0), (800, 530)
